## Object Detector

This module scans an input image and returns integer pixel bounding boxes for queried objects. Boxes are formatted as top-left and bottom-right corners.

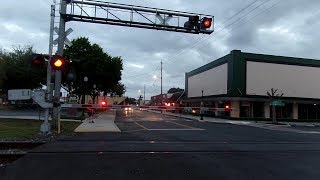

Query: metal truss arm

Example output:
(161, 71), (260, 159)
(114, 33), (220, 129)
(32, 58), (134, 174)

(63, 0), (214, 34)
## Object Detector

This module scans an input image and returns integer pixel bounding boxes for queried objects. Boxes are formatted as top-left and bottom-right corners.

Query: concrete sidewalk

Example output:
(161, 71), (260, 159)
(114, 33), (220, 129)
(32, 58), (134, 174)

(74, 111), (121, 132)
(147, 110), (320, 127)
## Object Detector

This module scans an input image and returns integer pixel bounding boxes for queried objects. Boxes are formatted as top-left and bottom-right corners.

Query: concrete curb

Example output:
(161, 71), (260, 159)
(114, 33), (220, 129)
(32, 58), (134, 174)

(147, 110), (217, 122)
(146, 110), (320, 128)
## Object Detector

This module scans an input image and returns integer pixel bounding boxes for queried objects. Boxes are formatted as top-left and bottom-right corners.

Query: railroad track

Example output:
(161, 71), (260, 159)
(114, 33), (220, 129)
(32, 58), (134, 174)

(0, 142), (45, 164)
(0, 142), (45, 150)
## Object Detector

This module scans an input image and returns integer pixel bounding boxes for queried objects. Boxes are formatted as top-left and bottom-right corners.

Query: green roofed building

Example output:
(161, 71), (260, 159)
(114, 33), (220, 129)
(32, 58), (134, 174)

(184, 50), (320, 121)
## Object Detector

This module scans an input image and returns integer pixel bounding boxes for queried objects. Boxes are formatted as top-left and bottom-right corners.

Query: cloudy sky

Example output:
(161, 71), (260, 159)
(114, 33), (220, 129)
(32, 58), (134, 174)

(1, 0), (320, 99)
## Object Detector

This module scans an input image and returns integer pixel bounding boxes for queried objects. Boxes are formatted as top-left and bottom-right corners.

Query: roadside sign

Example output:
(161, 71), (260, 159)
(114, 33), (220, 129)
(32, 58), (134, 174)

(270, 100), (285, 106)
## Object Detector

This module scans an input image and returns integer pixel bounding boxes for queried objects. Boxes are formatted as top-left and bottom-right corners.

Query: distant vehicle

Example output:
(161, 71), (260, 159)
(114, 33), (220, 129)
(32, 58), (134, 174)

(124, 107), (133, 112)
(67, 95), (79, 104)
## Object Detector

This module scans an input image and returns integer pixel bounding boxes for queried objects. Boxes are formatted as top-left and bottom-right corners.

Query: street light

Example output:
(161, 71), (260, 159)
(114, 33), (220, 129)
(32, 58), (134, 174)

(153, 75), (157, 79)
(200, 89), (204, 120)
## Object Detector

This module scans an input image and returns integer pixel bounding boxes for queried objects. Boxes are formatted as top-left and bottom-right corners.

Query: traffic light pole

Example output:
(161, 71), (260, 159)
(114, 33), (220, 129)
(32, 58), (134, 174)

(52, 0), (66, 133)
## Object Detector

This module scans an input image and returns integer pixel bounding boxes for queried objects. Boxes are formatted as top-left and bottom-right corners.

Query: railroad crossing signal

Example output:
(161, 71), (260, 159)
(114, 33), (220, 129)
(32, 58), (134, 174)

(62, 1), (214, 34)
(50, 0), (215, 133)
(156, 13), (172, 25)
(101, 100), (107, 106)
(201, 17), (213, 29)
(31, 54), (46, 69)
(53, 27), (73, 46)
(30, 54), (48, 69)
(50, 55), (66, 70)
(184, 16), (213, 31)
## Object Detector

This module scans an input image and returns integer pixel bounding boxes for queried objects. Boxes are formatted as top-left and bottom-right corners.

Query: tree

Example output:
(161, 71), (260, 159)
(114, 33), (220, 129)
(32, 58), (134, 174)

(267, 88), (284, 124)
(138, 95), (143, 105)
(168, 87), (184, 94)
(0, 46), (45, 94)
(63, 37), (124, 103)
(126, 97), (136, 105)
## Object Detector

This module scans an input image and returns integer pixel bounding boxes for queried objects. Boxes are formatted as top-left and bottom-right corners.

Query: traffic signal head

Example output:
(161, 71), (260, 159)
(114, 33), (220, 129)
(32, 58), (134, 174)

(201, 17), (212, 29)
(50, 55), (66, 70)
(30, 54), (46, 68)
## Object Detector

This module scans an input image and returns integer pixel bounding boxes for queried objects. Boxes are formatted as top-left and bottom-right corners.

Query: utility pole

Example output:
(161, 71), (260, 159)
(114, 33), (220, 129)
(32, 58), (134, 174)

(52, 0), (67, 133)
(144, 84), (146, 105)
(41, 4), (55, 134)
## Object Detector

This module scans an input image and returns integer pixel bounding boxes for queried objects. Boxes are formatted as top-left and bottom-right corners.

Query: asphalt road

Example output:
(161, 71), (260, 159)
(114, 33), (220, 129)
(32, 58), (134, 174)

(2, 110), (320, 180)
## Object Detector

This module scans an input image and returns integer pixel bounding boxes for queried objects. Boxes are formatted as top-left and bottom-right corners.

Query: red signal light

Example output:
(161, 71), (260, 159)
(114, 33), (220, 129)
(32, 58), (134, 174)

(31, 54), (45, 68)
(225, 105), (231, 111)
(32, 59), (42, 64)
(201, 17), (212, 29)
(101, 101), (106, 106)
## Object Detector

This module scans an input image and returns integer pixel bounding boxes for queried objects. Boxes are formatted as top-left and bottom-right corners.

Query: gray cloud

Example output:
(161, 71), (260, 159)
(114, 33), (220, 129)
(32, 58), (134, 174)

(1, 0), (320, 99)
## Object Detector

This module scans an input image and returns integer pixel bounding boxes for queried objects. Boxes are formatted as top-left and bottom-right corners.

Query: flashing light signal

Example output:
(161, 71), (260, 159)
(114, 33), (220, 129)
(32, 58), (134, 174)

(50, 55), (66, 70)
(54, 59), (63, 67)
(30, 54), (46, 68)
(225, 104), (231, 111)
(101, 100), (107, 106)
(201, 17), (212, 29)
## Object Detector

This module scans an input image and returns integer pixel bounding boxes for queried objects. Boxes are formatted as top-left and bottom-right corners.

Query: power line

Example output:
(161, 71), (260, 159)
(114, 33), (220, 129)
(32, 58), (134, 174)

(160, 0), (271, 65)
(163, 0), (276, 66)
(121, 0), (262, 79)
(123, 64), (160, 79)
(203, 1), (281, 47)
(123, 0), (276, 92)
(218, 0), (260, 29)
(144, 0), (275, 95)
(158, 0), (262, 64)
(171, 0), (281, 62)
